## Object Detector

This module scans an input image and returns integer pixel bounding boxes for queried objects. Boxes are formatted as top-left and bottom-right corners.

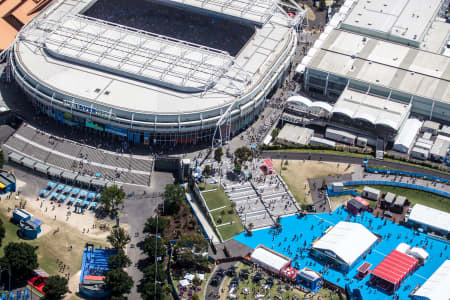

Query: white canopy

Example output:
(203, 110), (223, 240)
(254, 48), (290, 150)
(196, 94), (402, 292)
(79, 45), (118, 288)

(408, 204), (450, 234)
(312, 221), (377, 266)
(413, 260), (450, 300)
(251, 245), (291, 273)
(393, 119), (423, 153)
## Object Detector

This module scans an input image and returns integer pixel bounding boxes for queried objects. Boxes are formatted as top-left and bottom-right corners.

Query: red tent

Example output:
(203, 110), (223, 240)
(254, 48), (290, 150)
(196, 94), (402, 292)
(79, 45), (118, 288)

(370, 250), (418, 291)
(354, 196), (370, 207)
(263, 159), (274, 168)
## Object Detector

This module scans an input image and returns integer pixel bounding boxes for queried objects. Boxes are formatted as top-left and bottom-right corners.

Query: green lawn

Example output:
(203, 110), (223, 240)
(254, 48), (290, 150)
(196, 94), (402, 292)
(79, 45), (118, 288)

(197, 182), (217, 191)
(217, 222), (244, 241)
(349, 185), (450, 213)
(201, 187), (229, 210)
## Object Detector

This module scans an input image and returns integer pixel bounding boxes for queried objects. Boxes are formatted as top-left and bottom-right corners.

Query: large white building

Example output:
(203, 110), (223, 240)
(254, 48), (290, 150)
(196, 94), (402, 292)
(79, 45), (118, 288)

(9, 0), (304, 145)
(298, 0), (450, 139)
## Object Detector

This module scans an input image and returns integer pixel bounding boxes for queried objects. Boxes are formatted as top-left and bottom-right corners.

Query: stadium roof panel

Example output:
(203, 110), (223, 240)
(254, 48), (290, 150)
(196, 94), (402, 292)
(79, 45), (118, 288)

(43, 15), (235, 93)
(164, 0), (277, 25)
(308, 29), (450, 104)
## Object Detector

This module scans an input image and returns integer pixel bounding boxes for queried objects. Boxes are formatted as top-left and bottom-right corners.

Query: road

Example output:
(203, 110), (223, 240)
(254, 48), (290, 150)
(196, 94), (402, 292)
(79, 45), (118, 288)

(262, 151), (450, 180)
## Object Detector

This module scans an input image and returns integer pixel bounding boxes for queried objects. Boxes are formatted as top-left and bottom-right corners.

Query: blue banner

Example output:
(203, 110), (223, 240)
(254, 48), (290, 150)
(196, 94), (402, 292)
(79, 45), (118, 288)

(105, 125), (128, 137)
(134, 133), (140, 144)
(128, 132), (134, 142)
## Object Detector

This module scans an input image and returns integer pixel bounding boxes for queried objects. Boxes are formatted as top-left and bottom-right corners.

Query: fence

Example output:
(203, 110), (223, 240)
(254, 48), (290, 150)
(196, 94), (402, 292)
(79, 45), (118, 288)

(184, 194), (213, 245)
(343, 181), (450, 198)
(326, 188), (360, 197)
(365, 167), (450, 184)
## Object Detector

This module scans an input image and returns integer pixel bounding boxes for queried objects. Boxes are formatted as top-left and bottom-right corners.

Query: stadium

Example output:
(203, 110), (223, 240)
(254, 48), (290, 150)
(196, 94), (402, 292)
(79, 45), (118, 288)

(8, 0), (305, 145)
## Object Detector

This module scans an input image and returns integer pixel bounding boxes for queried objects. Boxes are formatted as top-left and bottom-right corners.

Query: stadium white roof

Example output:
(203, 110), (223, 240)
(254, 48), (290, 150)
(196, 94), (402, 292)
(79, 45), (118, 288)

(413, 260), (450, 300)
(167, 0), (277, 25)
(408, 204), (450, 234)
(43, 15), (235, 93)
(393, 118), (422, 153)
(312, 221), (377, 266)
(341, 0), (443, 45)
(333, 88), (410, 130)
(251, 245), (291, 272)
(307, 29), (450, 104)
(14, 0), (296, 115)
(286, 95), (332, 112)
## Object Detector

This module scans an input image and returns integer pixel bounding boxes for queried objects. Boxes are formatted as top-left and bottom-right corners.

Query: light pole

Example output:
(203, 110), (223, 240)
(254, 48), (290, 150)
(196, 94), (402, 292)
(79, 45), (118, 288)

(154, 209), (158, 300)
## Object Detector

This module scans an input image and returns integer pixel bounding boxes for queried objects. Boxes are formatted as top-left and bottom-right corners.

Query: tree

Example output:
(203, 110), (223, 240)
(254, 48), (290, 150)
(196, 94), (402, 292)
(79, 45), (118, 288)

(142, 263), (167, 283)
(234, 147), (253, 170)
(271, 128), (280, 139)
(192, 294), (200, 300)
(214, 147), (223, 162)
(43, 275), (69, 300)
(0, 218), (5, 247)
(140, 281), (169, 300)
(143, 236), (166, 262)
(203, 165), (211, 177)
(107, 227), (131, 250)
(163, 184), (185, 216)
(2, 242), (38, 278)
(108, 250), (132, 269)
(143, 216), (169, 236)
(100, 185), (126, 214)
(104, 268), (134, 297)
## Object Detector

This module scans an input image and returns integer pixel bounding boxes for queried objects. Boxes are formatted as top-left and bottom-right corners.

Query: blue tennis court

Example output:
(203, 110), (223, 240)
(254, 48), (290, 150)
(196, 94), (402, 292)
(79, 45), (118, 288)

(234, 207), (450, 299)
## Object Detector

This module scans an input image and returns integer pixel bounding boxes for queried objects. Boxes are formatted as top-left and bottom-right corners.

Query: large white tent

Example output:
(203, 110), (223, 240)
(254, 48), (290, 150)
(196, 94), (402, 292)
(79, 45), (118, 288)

(312, 221), (377, 267)
(413, 260), (450, 300)
(408, 204), (450, 235)
(393, 119), (423, 153)
(250, 245), (291, 273)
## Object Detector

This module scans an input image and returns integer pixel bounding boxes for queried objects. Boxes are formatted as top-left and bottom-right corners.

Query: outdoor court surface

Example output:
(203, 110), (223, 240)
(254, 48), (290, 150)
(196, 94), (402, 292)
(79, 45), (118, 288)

(234, 207), (450, 299)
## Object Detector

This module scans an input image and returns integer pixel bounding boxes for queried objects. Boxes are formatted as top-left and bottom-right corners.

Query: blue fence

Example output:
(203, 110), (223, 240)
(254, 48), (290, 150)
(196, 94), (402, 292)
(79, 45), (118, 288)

(326, 188), (360, 197)
(343, 180), (450, 198)
(365, 167), (450, 184)
(0, 289), (29, 300)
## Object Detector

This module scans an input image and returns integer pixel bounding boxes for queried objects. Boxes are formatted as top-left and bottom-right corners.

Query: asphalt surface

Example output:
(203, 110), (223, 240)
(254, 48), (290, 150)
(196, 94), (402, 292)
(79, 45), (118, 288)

(123, 171), (174, 300)
(263, 151), (450, 180)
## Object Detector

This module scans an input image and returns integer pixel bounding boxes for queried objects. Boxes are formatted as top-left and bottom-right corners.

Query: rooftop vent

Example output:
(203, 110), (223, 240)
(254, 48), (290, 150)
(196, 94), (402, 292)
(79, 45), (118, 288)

(94, 88), (100, 93)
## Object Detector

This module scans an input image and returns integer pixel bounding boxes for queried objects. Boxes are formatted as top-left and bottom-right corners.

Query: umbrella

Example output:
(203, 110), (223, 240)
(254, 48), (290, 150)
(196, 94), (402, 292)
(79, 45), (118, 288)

(59, 195), (66, 201)
(51, 193), (59, 199)
(72, 188), (80, 195)
(47, 182), (54, 188)
(95, 173), (101, 177)
(90, 202), (98, 208)
(88, 192), (96, 199)
(80, 190), (87, 197)
(96, 193), (102, 199)
(68, 197), (75, 203)
(57, 184), (64, 191)
(39, 190), (46, 196)
(75, 199), (82, 205)
(83, 200), (91, 207)
(64, 187), (72, 193)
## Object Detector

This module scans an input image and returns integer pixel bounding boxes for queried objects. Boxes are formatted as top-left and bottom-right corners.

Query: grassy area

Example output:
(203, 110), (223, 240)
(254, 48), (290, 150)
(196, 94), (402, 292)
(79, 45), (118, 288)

(328, 195), (352, 212)
(201, 187), (229, 210)
(217, 222), (244, 241)
(197, 182), (217, 191)
(0, 199), (106, 277)
(349, 185), (450, 213)
(273, 160), (354, 205)
(200, 186), (244, 241)
(219, 262), (346, 300)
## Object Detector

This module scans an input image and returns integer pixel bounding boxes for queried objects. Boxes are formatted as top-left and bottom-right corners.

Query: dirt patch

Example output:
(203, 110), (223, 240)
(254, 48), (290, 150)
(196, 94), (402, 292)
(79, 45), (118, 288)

(273, 160), (354, 205)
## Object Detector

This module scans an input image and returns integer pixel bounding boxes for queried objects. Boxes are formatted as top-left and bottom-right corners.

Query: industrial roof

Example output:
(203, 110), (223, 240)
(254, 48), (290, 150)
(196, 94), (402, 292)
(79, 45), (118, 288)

(413, 260), (450, 300)
(277, 124), (313, 146)
(307, 29), (450, 104)
(312, 221), (377, 266)
(251, 245), (291, 272)
(332, 88), (410, 130)
(430, 135), (450, 158)
(371, 250), (418, 287)
(408, 204), (450, 234)
(341, 0), (443, 45)
(15, 0), (297, 115)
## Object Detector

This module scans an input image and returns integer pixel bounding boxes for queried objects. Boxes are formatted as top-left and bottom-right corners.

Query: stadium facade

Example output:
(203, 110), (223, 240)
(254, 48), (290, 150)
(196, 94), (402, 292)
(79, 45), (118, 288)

(9, 0), (304, 145)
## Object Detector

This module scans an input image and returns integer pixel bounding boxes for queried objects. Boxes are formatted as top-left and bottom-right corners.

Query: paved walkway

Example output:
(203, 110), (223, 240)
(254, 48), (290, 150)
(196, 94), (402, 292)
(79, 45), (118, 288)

(185, 193), (220, 244)
(13, 134), (151, 175)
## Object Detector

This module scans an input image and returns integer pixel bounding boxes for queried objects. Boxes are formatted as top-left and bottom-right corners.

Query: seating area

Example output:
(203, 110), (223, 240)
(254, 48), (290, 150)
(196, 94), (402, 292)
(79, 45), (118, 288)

(3, 124), (153, 186)
(40, 181), (101, 211)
